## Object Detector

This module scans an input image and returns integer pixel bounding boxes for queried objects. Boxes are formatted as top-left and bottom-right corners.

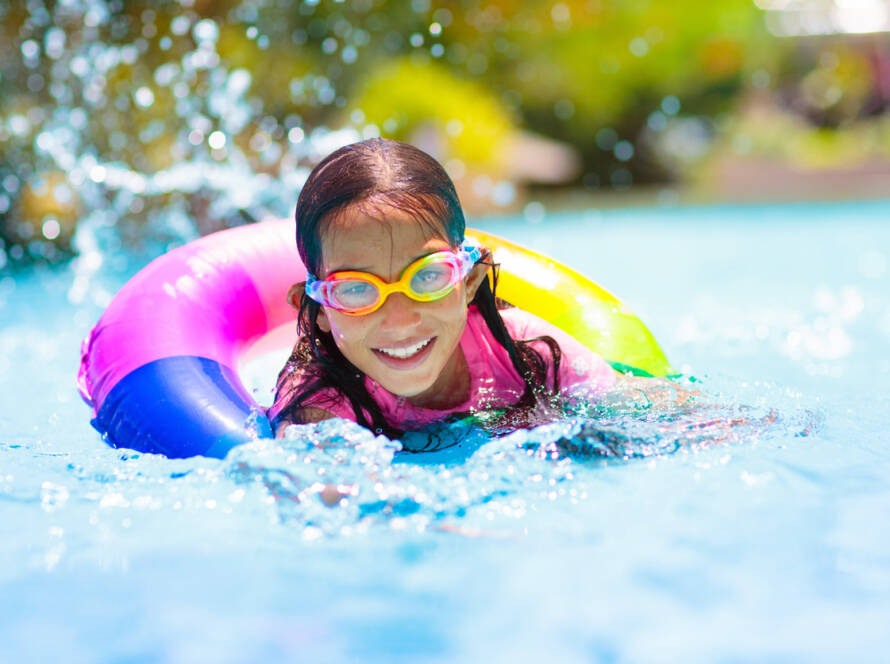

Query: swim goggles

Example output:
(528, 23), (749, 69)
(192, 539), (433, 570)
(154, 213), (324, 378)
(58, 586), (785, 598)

(305, 241), (483, 316)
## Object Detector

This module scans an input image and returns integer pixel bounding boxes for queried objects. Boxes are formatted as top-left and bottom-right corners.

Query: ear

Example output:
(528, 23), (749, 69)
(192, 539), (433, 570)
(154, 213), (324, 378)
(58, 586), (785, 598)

(316, 307), (332, 333)
(288, 280), (332, 332)
(286, 282), (305, 310)
(463, 247), (491, 304)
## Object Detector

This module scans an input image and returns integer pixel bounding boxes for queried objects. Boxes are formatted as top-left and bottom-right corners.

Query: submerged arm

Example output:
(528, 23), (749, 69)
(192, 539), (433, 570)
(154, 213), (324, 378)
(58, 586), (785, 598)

(274, 407), (336, 438)
(550, 371), (780, 459)
(606, 372), (700, 411)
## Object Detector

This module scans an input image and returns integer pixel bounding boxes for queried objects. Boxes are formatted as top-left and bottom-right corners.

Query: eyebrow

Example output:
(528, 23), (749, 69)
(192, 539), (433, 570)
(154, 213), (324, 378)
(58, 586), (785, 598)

(327, 249), (447, 275)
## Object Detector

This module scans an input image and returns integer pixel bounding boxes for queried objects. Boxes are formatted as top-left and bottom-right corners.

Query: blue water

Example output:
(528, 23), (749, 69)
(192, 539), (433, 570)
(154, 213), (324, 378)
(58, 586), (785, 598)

(2, 199), (890, 662)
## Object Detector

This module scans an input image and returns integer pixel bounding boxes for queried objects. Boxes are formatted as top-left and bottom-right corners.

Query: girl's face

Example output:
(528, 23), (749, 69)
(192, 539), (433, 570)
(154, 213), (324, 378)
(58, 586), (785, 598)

(314, 204), (486, 405)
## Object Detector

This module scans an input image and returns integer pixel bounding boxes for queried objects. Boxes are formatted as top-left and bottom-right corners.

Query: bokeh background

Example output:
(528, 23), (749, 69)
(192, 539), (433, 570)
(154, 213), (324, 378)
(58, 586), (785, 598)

(1, 0), (889, 266)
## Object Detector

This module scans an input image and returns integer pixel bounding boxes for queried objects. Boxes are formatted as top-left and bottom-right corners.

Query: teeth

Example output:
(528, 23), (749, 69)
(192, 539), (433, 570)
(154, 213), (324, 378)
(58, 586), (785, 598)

(376, 337), (433, 359)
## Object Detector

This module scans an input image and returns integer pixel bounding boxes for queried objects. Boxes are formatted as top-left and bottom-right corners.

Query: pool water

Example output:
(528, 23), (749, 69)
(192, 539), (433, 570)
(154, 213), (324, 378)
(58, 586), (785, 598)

(2, 199), (889, 662)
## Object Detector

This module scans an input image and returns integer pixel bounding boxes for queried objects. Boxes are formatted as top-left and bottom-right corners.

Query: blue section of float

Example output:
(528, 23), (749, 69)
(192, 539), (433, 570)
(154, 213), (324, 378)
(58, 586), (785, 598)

(93, 356), (273, 459)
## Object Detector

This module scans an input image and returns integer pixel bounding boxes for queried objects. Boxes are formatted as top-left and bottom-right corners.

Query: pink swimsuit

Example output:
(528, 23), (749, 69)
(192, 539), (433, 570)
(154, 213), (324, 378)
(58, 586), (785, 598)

(270, 306), (616, 430)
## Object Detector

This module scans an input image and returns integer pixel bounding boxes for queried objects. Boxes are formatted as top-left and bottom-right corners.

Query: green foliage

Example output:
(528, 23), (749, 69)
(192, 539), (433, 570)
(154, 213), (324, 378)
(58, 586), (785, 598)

(701, 105), (890, 175)
(352, 58), (516, 169)
(3, 0), (884, 265)
(502, 0), (770, 123)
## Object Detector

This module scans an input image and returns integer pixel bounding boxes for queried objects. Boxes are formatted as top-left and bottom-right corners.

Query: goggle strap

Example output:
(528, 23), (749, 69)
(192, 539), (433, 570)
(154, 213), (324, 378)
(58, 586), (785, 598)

(458, 241), (482, 274)
(305, 274), (322, 301)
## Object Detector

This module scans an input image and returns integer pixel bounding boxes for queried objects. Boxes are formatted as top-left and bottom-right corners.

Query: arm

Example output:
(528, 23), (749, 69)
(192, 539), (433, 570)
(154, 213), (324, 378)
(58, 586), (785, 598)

(556, 372), (795, 459)
(606, 372), (700, 410)
(273, 406), (348, 507)
(274, 406), (336, 438)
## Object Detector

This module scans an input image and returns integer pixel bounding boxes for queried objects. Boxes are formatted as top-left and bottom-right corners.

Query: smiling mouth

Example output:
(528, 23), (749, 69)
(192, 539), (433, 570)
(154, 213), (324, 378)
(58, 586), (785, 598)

(373, 337), (434, 360)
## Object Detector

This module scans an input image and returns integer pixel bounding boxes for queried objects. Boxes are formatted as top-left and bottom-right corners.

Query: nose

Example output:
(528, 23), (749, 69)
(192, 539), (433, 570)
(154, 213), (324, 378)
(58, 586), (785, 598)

(377, 291), (422, 330)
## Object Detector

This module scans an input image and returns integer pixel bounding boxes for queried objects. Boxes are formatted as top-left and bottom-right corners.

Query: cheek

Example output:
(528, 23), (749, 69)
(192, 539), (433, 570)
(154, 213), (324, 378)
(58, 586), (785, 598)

(442, 287), (469, 314)
(326, 315), (367, 348)
(426, 292), (469, 332)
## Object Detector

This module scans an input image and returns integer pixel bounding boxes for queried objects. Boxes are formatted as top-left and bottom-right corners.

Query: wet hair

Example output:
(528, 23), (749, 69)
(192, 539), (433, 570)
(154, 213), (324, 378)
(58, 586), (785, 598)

(271, 138), (561, 440)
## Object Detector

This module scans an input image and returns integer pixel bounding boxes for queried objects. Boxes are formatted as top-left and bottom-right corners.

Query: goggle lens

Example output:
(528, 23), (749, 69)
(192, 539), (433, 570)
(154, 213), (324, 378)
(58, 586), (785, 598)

(408, 261), (459, 298)
(330, 280), (378, 310)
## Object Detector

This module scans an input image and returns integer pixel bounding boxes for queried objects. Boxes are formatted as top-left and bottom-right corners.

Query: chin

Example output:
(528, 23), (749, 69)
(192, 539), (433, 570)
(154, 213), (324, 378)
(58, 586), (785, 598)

(375, 369), (437, 398)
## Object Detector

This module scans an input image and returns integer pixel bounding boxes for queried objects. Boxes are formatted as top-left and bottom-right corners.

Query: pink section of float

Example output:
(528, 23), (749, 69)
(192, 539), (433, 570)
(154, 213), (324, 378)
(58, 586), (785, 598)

(77, 219), (302, 413)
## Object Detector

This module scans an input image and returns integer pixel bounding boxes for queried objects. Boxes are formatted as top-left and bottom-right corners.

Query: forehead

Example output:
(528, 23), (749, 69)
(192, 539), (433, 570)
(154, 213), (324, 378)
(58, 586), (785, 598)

(321, 203), (451, 270)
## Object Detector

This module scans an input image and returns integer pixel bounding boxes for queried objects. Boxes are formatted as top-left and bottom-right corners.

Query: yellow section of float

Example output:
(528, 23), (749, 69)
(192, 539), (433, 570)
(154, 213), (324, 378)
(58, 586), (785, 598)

(466, 229), (672, 377)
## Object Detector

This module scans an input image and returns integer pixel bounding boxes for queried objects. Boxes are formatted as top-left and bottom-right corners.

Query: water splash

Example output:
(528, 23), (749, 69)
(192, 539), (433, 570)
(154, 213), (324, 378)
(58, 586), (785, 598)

(0, 0), (368, 266)
(210, 384), (821, 538)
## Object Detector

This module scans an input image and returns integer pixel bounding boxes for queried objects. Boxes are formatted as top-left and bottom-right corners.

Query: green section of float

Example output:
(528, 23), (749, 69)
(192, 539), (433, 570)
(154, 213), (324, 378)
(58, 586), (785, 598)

(467, 229), (672, 377)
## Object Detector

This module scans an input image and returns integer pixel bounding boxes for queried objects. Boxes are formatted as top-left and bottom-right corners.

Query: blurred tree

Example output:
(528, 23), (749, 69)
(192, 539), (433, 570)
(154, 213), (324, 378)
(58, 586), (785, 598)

(352, 58), (515, 168)
(2, 0), (884, 266)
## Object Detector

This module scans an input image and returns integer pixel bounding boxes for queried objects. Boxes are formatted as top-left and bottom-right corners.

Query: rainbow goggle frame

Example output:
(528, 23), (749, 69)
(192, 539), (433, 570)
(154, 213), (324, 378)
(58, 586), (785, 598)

(305, 242), (483, 316)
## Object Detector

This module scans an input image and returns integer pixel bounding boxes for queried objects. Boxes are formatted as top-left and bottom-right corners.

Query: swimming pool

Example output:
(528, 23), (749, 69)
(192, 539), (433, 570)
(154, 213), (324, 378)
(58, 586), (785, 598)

(2, 198), (889, 662)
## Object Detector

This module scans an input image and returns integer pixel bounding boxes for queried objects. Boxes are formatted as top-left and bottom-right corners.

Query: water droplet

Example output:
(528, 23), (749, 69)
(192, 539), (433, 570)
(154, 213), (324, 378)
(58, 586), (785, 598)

(170, 16), (191, 36)
(134, 86), (155, 108)
(208, 131), (226, 150)
(629, 37), (649, 57)
(554, 98), (574, 120)
(613, 140), (634, 161)
(523, 201), (545, 223)
(42, 219), (61, 240)
(321, 37), (338, 54)
(595, 127), (618, 150)
(21, 40), (40, 60)
(662, 95), (681, 115)
(193, 19), (219, 43)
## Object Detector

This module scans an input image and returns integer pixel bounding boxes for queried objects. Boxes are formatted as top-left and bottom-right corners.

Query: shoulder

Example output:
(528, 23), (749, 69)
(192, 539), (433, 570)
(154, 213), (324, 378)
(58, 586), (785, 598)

(498, 305), (555, 339)
(269, 339), (358, 425)
(465, 304), (556, 342)
(498, 305), (618, 393)
(498, 306), (587, 352)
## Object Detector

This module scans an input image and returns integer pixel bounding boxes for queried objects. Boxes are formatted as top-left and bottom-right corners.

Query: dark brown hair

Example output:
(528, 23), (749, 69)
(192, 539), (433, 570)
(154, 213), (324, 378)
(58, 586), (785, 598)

(271, 138), (560, 441)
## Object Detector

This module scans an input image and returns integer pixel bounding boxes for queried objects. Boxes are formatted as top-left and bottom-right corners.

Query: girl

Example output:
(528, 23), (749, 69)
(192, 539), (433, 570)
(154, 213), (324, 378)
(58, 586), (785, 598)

(269, 138), (677, 444)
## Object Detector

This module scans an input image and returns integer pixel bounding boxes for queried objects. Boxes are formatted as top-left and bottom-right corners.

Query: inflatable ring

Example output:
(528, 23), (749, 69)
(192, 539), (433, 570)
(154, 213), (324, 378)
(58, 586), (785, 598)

(77, 219), (671, 458)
